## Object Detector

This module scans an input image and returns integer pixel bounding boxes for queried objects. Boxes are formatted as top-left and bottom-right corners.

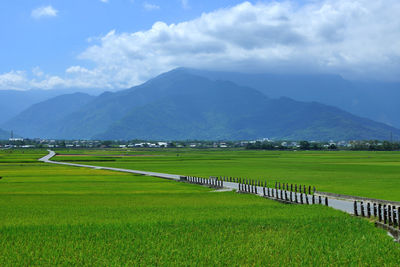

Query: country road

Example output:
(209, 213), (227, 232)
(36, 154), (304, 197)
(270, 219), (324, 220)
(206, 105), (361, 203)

(39, 150), (357, 215)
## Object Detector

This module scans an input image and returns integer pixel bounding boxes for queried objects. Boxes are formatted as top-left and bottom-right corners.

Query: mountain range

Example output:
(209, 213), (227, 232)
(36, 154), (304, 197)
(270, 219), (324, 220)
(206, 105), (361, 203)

(0, 128), (10, 140)
(2, 68), (399, 141)
(187, 69), (400, 129)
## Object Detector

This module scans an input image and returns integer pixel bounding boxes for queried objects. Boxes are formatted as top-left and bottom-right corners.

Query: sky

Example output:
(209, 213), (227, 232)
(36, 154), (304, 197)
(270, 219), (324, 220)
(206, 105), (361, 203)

(0, 0), (399, 91)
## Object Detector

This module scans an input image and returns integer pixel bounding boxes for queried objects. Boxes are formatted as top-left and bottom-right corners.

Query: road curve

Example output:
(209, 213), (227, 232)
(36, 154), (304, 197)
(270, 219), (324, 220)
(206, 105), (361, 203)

(39, 150), (356, 215)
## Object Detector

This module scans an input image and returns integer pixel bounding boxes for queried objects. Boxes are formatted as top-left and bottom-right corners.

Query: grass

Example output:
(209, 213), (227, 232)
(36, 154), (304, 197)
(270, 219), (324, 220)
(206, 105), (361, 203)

(53, 148), (400, 201)
(1, 149), (400, 266)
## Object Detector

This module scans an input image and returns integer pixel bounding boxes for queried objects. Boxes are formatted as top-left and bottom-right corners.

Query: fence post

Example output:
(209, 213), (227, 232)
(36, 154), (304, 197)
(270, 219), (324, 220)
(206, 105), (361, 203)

(398, 207), (400, 230)
(354, 201), (358, 216)
(367, 203), (371, 218)
(312, 195), (315, 204)
(300, 193), (304, 204)
(303, 185), (306, 194)
(299, 185), (302, 194)
(361, 202), (365, 217)
(393, 206), (397, 227)
(305, 194), (309, 205)
(378, 204), (382, 222)
(255, 186), (257, 194)
(308, 186), (311, 195)
(290, 191), (293, 202)
(383, 205), (387, 224)
(388, 205), (392, 226)
(373, 203), (377, 217)
(290, 184), (293, 192)
(318, 196), (322, 204)
(295, 191), (298, 203)
(325, 197), (328, 206)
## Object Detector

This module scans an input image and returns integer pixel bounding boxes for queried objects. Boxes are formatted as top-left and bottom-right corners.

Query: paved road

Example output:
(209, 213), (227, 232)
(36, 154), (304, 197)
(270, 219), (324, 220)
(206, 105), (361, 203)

(39, 150), (356, 214)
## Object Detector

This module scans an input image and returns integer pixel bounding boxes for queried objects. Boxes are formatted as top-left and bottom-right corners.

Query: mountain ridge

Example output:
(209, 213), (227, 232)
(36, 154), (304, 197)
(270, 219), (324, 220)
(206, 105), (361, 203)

(2, 68), (400, 141)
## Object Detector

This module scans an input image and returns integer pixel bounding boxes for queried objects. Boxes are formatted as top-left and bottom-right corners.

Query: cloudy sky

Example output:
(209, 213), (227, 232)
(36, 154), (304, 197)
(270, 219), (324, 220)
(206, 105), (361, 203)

(1, 0), (399, 90)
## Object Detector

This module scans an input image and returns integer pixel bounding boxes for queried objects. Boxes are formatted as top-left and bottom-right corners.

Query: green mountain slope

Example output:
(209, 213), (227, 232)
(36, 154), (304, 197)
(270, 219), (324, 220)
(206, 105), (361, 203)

(2, 93), (95, 138)
(0, 128), (10, 140)
(4, 69), (400, 140)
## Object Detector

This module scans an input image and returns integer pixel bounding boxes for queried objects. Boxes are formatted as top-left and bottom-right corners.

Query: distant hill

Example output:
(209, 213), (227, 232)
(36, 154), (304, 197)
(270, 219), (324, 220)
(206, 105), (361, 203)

(3, 69), (400, 140)
(0, 128), (10, 140)
(186, 69), (400, 129)
(2, 93), (95, 138)
(0, 88), (106, 125)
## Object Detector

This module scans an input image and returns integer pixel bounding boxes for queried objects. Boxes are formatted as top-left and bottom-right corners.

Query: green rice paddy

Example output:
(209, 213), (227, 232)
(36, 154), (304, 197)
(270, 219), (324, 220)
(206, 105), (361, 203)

(1, 149), (400, 266)
(54, 149), (400, 201)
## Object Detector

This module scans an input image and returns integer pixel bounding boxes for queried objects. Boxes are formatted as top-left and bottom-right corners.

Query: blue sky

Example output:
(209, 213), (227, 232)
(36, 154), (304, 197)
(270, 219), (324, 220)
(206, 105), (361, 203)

(1, 0), (399, 90)
(0, 0), (255, 75)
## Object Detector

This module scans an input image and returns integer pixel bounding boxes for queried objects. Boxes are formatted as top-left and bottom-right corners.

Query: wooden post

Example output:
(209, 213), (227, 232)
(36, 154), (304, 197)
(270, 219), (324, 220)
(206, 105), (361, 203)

(295, 192), (298, 203)
(308, 186), (311, 195)
(299, 185), (302, 193)
(398, 207), (400, 230)
(305, 194), (309, 204)
(318, 196), (322, 204)
(354, 201), (358, 216)
(275, 181), (277, 189)
(263, 186), (266, 196)
(255, 185), (258, 194)
(303, 185), (306, 194)
(388, 205), (392, 226)
(373, 203), (377, 217)
(290, 184), (293, 192)
(361, 202), (365, 217)
(325, 197), (328, 206)
(286, 183), (289, 191)
(290, 191), (293, 202)
(383, 205), (387, 225)
(393, 206), (397, 227)
(280, 189), (283, 199)
(367, 203), (371, 218)
(267, 187), (270, 197)
(312, 195), (315, 204)
(300, 193), (304, 204)
(284, 190), (288, 201)
(378, 204), (382, 222)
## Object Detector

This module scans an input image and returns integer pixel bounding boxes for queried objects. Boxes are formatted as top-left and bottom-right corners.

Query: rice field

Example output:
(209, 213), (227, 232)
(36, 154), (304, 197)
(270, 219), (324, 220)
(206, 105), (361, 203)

(1, 149), (399, 266)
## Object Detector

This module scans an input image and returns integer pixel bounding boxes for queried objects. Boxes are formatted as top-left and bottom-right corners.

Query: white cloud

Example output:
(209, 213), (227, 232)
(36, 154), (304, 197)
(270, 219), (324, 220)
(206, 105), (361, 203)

(0, 71), (29, 90)
(2, 0), (400, 90)
(143, 2), (160, 10)
(31, 5), (58, 19)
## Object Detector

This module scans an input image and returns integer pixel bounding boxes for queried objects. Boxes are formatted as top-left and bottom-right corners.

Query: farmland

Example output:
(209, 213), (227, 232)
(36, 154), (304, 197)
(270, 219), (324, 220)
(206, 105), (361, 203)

(54, 149), (400, 201)
(0, 149), (399, 265)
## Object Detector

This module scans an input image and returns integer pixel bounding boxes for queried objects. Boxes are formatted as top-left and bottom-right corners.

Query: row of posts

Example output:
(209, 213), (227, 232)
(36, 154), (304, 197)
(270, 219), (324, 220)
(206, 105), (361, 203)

(186, 176), (223, 188)
(217, 177), (316, 196)
(354, 201), (400, 230)
(238, 180), (328, 206)
(275, 181), (316, 195)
